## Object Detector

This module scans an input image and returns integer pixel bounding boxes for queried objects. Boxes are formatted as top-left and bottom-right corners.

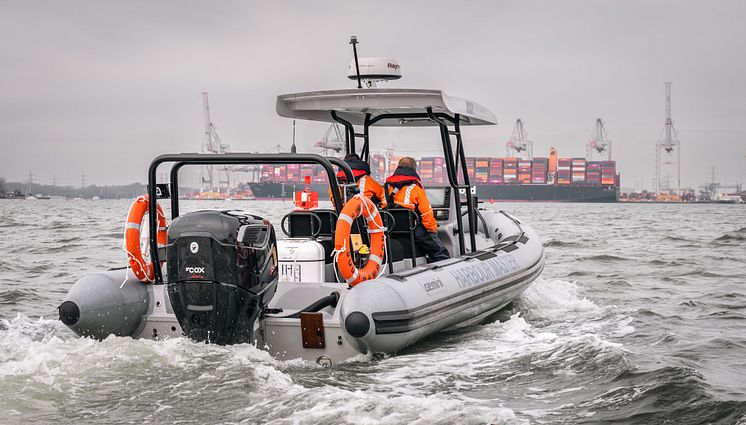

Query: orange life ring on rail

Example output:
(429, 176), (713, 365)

(334, 194), (386, 286)
(125, 194), (167, 282)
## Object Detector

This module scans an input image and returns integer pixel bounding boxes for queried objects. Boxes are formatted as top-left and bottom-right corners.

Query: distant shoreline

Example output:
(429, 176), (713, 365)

(1, 180), (147, 199)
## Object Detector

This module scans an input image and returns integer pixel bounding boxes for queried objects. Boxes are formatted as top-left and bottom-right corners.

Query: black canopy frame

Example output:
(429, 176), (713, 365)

(330, 108), (478, 255)
(146, 153), (355, 284)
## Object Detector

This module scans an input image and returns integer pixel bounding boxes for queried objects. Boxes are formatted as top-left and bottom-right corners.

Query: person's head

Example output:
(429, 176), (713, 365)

(398, 157), (417, 170)
(343, 153), (361, 162)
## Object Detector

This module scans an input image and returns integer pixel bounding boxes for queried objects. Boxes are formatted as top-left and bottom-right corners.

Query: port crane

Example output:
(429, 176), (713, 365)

(505, 119), (533, 159)
(314, 123), (346, 156)
(200, 92), (231, 192)
(700, 167), (743, 201)
(655, 82), (681, 195)
(229, 144), (288, 181)
(586, 118), (612, 161)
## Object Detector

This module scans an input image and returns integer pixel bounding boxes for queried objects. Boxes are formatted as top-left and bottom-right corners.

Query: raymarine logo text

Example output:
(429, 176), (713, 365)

(185, 266), (205, 274)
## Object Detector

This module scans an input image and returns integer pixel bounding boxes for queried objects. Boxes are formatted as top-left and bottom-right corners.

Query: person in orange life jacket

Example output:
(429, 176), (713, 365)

(328, 153), (387, 208)
(385, 157), (450, 263)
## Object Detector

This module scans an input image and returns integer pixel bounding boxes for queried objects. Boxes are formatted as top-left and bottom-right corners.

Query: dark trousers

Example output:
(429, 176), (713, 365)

(414, 223), (450, 263)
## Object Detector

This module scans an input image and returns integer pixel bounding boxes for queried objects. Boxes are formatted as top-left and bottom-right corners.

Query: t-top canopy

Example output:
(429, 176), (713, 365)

(276, 88), (497, 127)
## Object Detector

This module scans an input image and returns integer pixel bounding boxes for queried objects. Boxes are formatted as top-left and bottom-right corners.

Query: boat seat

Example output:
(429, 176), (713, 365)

(389, 237), (424, 260)
(386, 238), (404, 262)
(382, 208), (420, 268)
(284, 209), (338, 263)
(284, 209), (338, 238)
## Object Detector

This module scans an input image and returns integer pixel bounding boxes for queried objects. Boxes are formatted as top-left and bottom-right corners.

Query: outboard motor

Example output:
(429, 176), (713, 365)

(166, 210), (278, 345)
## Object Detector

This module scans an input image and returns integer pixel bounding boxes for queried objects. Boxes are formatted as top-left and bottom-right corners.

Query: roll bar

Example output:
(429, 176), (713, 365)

(147, 152), (354, 284)
(330, 108), (479, 255)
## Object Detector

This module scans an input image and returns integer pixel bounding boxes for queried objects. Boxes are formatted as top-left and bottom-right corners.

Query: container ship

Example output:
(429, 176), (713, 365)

(247, 148), (620, 202)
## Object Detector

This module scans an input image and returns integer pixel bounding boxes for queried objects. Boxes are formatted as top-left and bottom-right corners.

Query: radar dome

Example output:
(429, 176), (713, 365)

(347, 57), (401, 87)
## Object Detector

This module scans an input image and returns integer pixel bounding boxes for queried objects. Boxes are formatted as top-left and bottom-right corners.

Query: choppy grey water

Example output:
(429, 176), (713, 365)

(1, 199), (745, 424)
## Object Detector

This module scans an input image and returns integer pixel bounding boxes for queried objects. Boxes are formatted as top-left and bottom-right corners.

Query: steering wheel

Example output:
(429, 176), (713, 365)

(281, 212), (323, 238)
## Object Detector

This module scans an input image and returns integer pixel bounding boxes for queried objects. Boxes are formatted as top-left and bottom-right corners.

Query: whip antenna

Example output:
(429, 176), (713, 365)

(291, 119), (297, 153)
(350, 36), (362, 89)
(291, 94), (297, 153)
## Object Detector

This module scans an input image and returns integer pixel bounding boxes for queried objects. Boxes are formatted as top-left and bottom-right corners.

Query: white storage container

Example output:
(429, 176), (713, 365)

(277, 238), (326, 283)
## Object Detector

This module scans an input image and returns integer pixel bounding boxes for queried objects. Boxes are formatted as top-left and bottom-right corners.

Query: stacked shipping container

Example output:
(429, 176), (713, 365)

(419, 157), (435, 183)
(601, 161), (616, 185)
(465, 158), (476, 183)
(503, 158), (518, 183)
(586, 162), (602, 185)
(489, 159), (504, 184)
(475, 157), (490, 183)
(433, 157), (445, 184)
(286, 164), (299, 183)
(518, 160), (532, 184)
(557, 158), (571, 185)
(531, 158), (548, 184)
(259, 164), (330, 184)
(273, 165), (286, 183)
(571, 158), (586, 184)
(256, 154), (618, 188)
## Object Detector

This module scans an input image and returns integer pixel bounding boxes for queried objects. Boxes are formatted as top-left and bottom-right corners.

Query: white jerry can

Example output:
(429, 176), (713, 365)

(277, 238), (326, 283)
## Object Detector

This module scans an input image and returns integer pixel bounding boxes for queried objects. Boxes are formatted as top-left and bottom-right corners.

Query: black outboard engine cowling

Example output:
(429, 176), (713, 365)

(166, 210), (278, 345)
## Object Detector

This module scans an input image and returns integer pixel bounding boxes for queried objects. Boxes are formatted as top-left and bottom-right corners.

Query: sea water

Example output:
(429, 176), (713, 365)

(1, 199), (745, 424)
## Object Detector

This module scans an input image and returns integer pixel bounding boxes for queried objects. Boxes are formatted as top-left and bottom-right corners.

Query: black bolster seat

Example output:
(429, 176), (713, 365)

(382, 208), (423, 264)
(286, 209), (338, 263)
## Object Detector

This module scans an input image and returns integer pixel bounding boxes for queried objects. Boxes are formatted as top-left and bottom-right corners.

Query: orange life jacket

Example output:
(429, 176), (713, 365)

(385, 167), (437, 233)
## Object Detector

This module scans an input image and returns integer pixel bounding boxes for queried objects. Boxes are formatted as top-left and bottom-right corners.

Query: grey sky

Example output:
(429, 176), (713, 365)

(1, 0), (745, 190)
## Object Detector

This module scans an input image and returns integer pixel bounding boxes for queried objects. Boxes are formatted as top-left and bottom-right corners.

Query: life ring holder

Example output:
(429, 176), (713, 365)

(125, 194), (167, 282)
(332, 194), (386, 286)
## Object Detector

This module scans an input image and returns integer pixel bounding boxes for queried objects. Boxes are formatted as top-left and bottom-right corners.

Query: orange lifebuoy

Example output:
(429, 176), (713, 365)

(125, 195), (167, 282)
(334, 194), (386, 286)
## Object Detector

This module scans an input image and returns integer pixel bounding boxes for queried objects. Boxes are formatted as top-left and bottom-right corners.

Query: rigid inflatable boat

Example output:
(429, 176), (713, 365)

(59, 44), (545, 365)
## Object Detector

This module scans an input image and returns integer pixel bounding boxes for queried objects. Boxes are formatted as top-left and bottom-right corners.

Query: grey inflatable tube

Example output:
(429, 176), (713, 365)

(59, 269), (150, 340)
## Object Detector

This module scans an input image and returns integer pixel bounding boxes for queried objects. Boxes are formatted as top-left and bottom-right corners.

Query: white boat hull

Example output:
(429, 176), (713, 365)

(59, 210), (543, 365)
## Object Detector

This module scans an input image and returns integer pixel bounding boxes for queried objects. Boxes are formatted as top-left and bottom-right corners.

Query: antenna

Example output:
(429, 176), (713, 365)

(291, 119), (297, 153)
(350, 36), (362, 89)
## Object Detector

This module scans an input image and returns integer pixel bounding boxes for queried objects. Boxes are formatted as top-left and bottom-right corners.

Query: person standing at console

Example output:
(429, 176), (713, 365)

(385, 157), (450, 262)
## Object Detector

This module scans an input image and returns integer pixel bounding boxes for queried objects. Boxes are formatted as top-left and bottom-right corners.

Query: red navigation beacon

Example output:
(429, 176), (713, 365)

(294, 175), (318, 209)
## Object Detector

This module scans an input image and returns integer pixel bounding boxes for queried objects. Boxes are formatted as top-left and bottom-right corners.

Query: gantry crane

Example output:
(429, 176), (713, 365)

(505, 119), (533, 159)
(200, 92), (231, 192)
(586, 118), (612, 161)
(655, 82), (681, 195)
(314, 124), (345, 156)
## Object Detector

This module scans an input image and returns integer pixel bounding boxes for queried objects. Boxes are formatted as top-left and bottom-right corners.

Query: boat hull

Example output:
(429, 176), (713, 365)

(339, 210), (544, 354)
(59, 211), (544, 363)
(248, 181), (618, 202)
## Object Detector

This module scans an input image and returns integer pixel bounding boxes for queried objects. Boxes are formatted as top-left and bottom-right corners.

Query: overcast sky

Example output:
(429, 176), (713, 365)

(1, 0), (745, 190)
